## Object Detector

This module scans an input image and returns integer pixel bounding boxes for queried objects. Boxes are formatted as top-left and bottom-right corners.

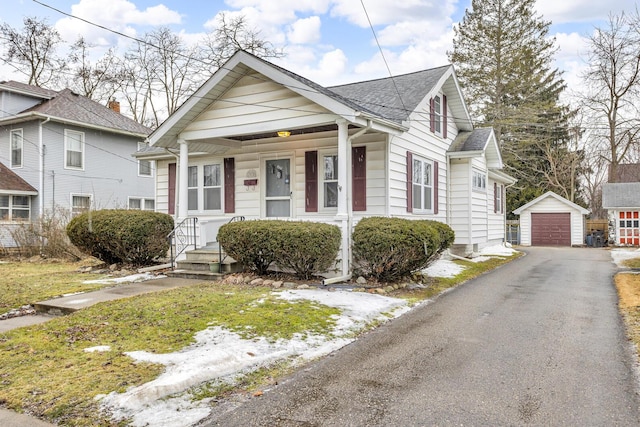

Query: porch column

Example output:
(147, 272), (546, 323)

(336, 119), (350, 277)
(178, 139), (189, 220)
(336, 119), (349, 219)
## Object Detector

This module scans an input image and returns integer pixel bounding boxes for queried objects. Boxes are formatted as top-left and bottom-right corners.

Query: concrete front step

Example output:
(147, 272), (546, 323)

(166, 269), (225, 281)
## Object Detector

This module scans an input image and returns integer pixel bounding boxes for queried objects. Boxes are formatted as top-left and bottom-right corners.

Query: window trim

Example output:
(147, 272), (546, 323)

(411, 155), (435, 214)
(186, 162), (224, 213)
(0, 194), (31, 223)
(137, 142), (154, 177)
(472, 169), (487, 192)
(70, 193), (92, 217)
(64, 129), (85, 170)
(128, 197), (156, 211)
(203, 163), (222, 212)
(10, 129), (23, 168)
(433, 95), (442, 135)
(319, 150), (339, 211)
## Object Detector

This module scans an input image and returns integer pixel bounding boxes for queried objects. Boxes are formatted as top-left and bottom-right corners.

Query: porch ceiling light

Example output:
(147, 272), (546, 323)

(277, 130), (291, 137)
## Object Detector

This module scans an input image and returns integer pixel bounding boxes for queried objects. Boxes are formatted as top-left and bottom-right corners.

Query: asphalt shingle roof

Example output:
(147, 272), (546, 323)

(448, 128), (493, 152)
(0, 162), (37, 192)
(21, 88), (151, 136)
(0, 80), (58, 98)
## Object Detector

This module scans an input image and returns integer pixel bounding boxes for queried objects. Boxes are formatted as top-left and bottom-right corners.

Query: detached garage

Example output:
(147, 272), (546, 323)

(513, 191), (590, 246)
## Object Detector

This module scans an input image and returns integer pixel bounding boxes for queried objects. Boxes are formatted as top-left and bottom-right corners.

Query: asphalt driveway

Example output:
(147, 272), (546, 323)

(201, 247), (640, 426)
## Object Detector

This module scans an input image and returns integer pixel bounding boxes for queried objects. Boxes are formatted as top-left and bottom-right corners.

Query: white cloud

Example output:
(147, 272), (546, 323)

(287, 16), (322, 44)
(330, 0), (456, 27)
(280, 48), (349, 85)
(535, 0), (632, 23)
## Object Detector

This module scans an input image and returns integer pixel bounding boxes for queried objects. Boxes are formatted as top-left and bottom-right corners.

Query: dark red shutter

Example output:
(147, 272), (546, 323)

(305, 151), (318, 212)
(494, 182), (498, 213)
(442, 94), (447, 139)
(501, 185), (505, 214)
(224, 158), (235, 213)
(406, 151), (413, 212)
(352, 146), (366, 211)
(429, 98), (435, 133)
(168, 162), (176, 215)
(433, 161), (439, 214)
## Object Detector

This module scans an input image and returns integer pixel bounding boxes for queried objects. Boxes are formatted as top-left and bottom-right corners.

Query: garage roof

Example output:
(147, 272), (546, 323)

(513, 191), (590, 215)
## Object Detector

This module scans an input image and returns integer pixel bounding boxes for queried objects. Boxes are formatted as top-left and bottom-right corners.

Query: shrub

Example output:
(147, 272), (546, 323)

(67, 210), (174, 266)
(352, 217), (454, 282)
(218, 220), (341, 279)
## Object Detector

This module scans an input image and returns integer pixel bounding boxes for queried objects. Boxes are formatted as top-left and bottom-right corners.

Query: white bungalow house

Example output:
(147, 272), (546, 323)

(138, 50), (515, 277)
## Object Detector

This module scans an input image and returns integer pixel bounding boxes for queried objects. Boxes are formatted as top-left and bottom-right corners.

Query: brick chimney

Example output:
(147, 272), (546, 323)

(108, 98), (120, 113)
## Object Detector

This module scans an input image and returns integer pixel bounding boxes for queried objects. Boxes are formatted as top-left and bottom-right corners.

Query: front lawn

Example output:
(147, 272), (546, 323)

(0, 260), (109, 313)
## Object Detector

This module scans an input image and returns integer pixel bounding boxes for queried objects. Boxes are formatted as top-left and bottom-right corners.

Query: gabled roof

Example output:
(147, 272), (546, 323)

(602, 182), (640, 208)
(447, 127), (504, 169)
(0, 83), (151, 138)
(0, 162), (38, 194)
(148, 50), (474, 148)
(328, 66), (450, 123)
(512, 191), (589, 215)
(0, 80), (57, 99)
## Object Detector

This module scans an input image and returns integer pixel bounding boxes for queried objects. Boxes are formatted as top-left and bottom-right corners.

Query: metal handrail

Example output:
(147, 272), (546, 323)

(167, 217), (198, 269)
(218, 216), (245, 267)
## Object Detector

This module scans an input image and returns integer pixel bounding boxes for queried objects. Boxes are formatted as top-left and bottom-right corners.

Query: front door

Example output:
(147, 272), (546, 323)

(265, 159), (291, 217)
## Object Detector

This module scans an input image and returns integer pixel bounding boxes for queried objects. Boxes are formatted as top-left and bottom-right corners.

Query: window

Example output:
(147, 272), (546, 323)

(433, 95), (442, 134)
(129, 197), (155, 211)
(323, 154), (338, 208)
(65, 130), (84, 169)
(203, 164), (221, 210)
(187, 166), (198, 210)
(412, 157), (433, 211)
(0, 195), (30, 222)
(10, 129), (23, 168)
(473, 170), (486, 191)
(71, 195), (91, 216)
(138, 142), (153, 176)
(619, 211), (640, 245)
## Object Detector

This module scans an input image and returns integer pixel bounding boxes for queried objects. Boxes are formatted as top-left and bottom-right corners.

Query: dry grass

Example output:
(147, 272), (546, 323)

(0, 259), (108, 313)
(621, 257), (640, 269)
(615, 273), (640, 358)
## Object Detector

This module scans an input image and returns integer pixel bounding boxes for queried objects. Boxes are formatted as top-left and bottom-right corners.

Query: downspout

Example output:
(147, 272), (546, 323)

(323, 120), (372, 286)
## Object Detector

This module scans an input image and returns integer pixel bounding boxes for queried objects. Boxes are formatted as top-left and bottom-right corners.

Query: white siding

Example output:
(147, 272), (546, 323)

(487, 178), (505, 243)
(449, 160), (470, 243)
(517, 197), (585, 246)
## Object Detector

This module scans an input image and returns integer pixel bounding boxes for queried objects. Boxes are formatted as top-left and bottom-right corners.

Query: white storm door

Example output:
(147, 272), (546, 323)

(265, 159), (291, 217)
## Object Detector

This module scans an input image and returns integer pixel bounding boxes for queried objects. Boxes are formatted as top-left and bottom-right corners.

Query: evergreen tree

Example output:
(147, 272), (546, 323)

(448, 0), (579, 214)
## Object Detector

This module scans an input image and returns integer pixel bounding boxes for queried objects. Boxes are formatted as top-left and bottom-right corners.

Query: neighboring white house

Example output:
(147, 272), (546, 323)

(513, 191), (589, 247)
(0, 81), (154, 248)
(602, 163), (640, 246)
(138, 50), (515, 276)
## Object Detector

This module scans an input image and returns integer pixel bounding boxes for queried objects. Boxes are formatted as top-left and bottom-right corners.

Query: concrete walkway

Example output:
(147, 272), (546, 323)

(0, 276), (205, 426)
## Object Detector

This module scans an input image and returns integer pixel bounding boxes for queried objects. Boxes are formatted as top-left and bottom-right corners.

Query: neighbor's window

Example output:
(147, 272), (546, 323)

(65, 130), (84, 169)
(0, 195), (30, 222)
(412, 156), (433, 211)
(71, 195), (91, 216)
(128, 197), (155, 211)
(138, 142), (153, 176)
(187, 166), (198, 210)
(203, 164), (222, 210)
(323, 154), (338, 208)
(10, 129), (23, 168)
(473, 170), (486, 191)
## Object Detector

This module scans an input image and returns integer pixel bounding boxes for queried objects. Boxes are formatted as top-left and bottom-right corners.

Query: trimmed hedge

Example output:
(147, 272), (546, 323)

(352, 217), (454, 282)
(66, 209), (174, 266)
(218, 220), (341, 279)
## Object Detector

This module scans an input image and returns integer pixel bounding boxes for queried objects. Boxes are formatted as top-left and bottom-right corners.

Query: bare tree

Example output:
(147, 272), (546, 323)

(0, 16), (65, 87)
(201, 12), (283, 68)
(580, 10), (640, 183)
(66, 37), (120, 104)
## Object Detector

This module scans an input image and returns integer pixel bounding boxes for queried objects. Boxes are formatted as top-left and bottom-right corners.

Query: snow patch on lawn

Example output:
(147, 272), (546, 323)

(422, 244), (518, 278)
(100, 289), (409, 427)
(611, 247), (640, 267)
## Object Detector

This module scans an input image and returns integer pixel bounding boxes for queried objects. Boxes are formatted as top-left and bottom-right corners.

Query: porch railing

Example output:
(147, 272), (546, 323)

(218, 216), (245, 265)
(167, 217), (198, 269)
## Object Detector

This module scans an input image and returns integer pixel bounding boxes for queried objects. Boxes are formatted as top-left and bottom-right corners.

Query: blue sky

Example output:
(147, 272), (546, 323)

(2, 0), (636, 94)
